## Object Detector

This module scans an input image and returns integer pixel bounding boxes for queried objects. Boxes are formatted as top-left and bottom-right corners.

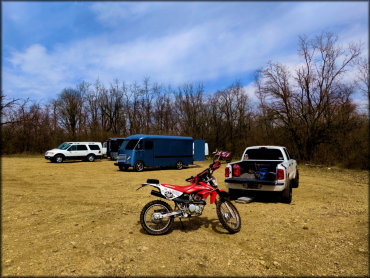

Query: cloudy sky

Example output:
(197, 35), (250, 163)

(2, 1), (368, 104)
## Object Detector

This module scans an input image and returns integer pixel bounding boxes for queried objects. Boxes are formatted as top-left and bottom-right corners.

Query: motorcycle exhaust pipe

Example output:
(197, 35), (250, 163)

(151, 190), (165, 198)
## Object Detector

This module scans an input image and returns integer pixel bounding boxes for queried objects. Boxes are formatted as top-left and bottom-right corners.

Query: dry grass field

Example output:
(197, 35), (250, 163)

(1, 156), (368, 276)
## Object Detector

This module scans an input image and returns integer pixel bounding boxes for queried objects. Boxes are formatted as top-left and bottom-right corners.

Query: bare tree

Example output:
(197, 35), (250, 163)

(257, 32), (362, 160)
(55, 87), (84, 138)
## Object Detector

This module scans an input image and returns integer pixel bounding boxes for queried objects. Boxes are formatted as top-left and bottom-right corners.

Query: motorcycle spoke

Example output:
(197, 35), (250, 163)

(144, 204), (172, 232)
(220, 202), (239, 229)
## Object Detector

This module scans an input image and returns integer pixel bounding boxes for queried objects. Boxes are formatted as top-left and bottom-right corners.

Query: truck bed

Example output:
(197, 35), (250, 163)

(231, 160), (282, 181)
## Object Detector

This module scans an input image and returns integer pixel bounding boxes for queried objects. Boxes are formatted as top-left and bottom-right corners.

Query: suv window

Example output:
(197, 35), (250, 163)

(245, 148), (284, 160)
(70, 145), (77, 151)
(89, 145), (100, 150)
(77, 145), (88, 151)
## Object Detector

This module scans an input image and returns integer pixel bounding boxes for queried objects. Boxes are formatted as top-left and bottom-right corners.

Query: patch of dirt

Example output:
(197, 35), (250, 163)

(1, 157), (368, 276)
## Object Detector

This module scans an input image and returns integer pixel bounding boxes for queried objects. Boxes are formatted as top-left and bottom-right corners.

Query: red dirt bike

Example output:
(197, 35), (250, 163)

(137, 161), (241, 235)
(213, 149), (232, 163)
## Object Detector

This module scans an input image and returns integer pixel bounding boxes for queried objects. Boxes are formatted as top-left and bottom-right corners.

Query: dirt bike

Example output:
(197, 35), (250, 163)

(213, 149), (232, 163)
(137, 161), (241, 235)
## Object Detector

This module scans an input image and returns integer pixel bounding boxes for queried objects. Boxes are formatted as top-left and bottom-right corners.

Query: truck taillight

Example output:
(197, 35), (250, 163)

(225, 167), (230, 177)
(232, 164), (241, 177)
(277, 169), (284, 180)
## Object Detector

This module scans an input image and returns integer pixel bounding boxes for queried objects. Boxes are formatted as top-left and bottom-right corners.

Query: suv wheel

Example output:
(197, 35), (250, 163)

(134, 161), (144, 172)
(54, 155), (64, 163)
(87, 154), (95, 162)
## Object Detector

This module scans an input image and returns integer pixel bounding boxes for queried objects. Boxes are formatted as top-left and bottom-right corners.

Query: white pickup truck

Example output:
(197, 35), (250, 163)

(225, 146), (299, 203)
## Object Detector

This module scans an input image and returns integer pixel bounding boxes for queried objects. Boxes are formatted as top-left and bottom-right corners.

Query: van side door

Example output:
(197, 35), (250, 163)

(134, 139), (145, 164)
(143, 140), (154, 166)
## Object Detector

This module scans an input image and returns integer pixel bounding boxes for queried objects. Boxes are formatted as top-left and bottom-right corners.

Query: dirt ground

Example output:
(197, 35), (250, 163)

(1, 156), (368, 276)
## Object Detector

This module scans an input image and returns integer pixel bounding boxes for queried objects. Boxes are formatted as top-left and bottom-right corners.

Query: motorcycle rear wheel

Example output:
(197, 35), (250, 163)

(216, 199), (241, 233)
(140, 200), (174, 235)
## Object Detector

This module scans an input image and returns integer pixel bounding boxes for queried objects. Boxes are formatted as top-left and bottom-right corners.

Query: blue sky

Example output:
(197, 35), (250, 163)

(2, 1), (368, 106)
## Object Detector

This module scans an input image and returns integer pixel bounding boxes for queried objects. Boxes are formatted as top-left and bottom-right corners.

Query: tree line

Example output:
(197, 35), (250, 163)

(1, 33), (368, 169)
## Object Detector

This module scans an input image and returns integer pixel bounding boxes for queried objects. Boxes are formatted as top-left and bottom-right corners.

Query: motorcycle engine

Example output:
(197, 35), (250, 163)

(188, 204), (203, 214)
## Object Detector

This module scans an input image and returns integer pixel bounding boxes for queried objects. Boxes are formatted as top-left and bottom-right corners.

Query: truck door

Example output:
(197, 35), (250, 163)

(193, 140), (205, 161)
(283, 148), (294, 179)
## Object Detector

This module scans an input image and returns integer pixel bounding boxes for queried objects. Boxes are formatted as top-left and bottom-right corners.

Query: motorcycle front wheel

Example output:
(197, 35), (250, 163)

(216, 199), (241, 233)
(140, 200), (174, 235)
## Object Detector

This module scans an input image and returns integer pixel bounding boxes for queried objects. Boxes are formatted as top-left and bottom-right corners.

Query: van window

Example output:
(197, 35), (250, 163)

(145, 141), (153, 150)
(77, 145), (88, 151)
(136, 141), (143, 150)
(89, 145), (100, 150)
(121, 139), (139, 150)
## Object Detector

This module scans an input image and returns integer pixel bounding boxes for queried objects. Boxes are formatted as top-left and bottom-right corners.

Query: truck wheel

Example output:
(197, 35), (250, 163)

(134, 161), (144, 172)
(280, 182), (292, 204)
(54, 155), (64, 163)
(292, 170), (299, 188)
(176, 161), (183, 170)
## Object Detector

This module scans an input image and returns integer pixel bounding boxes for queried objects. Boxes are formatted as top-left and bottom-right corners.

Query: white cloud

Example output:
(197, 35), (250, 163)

(243, 82), (259, 103)
(2, 2), (368, 101)
(89, 2), (158, 26)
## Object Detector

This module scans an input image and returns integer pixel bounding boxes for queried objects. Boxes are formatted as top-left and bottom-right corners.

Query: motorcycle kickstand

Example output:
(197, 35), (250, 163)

(179, 217), (186, 231)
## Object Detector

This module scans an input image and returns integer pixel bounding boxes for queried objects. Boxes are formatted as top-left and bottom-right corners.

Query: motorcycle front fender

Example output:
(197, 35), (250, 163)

(210, 191), (218, 204)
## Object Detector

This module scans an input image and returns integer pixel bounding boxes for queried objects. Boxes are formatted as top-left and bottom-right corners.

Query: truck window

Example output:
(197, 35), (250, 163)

(283, 148), (290, 159)
(245, 148), (284, 160)
(145, 141), (153, 150)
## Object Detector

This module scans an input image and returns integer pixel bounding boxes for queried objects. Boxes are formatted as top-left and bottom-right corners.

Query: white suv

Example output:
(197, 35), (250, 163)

(45, 142), (103, 163)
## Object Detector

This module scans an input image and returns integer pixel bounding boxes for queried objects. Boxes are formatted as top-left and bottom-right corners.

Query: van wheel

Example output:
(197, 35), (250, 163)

(87, 154), (95, 162)
(176, 161), (183, 170)
(54, 155), (64, 163)
(134, 161), (144, 172)
(280, 182), (292, 204)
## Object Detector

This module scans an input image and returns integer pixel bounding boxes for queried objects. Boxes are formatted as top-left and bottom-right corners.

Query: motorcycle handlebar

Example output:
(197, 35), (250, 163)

(185, 176), (194, 182)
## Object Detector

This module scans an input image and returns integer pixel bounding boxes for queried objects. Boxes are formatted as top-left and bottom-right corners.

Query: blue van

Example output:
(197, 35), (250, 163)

(114, 134), (205, 171)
